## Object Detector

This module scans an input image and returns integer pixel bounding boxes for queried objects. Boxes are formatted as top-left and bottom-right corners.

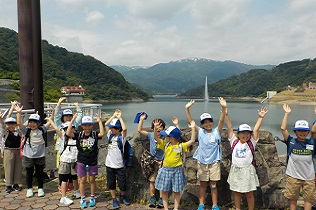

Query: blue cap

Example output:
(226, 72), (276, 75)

(237, 124), (252, 133)
(160, 126), (181, 138)
(106, 118), (122, 128)
(62, 109), (73, 116)
(293, 120), (310, 131)
(134, 111), (148, 123)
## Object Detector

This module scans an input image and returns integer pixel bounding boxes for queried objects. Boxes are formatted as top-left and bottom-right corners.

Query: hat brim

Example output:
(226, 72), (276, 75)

(293, 128), (310, 131)
(29, 119), (40, 122)
(160, 130), (181, 138)
(106, 124), (121, 128)
(81, 122), (94, 125)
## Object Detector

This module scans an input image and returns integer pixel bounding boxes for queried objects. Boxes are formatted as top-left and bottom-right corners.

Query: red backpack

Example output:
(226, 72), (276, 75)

(231, 139), (257, 168)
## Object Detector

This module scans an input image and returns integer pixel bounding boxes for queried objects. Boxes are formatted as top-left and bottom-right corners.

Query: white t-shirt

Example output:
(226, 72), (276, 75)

(105, 130), (126, 169)
(229, 134), (258, 167)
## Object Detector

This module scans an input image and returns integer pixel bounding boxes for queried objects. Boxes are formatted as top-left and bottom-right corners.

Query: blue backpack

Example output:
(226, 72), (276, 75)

(286, 137), (316, 165)
(109, 134), (133, 167)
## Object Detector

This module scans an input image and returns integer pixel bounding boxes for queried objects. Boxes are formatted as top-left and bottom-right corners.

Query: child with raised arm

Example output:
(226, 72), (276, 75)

(154, 119), (196, 210)
(137, 113), (166, 208)
(185, 97), (226, 210)
(46, 117), (80, 205)
(0, 103), (23, 194)
(17, 105), (53, 198)
(281, 104), (316, 210)
(66, 113), (104, 208)
(226, 107), (268, 210)
(105, 109), (130, 209)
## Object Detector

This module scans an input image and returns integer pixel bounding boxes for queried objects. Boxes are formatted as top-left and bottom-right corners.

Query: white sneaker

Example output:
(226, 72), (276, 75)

(38, 188), (45, 197)
(60, 196), (74, 205)
(73, 190), (81, 199)
(26, 188), (33, 198)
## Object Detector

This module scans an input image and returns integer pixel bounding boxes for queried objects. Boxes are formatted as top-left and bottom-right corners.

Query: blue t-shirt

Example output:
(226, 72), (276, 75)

(147, 132), (164, 161)
(193, 127), (222, 164)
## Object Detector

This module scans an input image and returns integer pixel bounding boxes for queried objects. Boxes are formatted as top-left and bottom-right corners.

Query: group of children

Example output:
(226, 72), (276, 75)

(1, 97), (316, 210)
(137, 98), (316, 210)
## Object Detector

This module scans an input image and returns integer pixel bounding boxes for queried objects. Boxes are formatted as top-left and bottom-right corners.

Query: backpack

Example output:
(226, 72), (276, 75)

(59, 135), (78, 156)
(23, 127), (46, 147)
(286, 138), (316, 165)
(231, 139), (257, 168)
(108, 134), (133, 167)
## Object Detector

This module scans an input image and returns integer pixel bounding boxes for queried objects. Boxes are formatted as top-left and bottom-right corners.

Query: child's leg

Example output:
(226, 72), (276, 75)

(79, 176), (86, 197)
(174, 191), (180, 209)
(233, 191), (242, 210)
(59, 174), (69, 197)
(34, 164), (44, 189)
(149, 181), (155, 197)
(304, 201), (313, 210)
(199, 181), (207, 205)
(289, 199), (297, 210)
(209, 180), (218, 207)
(72, 175), (79, 190)
(89, 176), (96, 196)
(106, 167), (117, 199)
(245, 191), (255, 210)
(161, 191), (169, 210)
(25, 167), (34, 189)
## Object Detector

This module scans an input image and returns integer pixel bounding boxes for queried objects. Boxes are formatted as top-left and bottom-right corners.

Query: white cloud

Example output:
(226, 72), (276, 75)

(85, 10), (104, 24)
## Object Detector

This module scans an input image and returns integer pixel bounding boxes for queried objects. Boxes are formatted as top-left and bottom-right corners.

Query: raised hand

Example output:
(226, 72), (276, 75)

(96, 113), (101, 122)
(185, 100), (195, 109)
(14, 104), (23, 113)
(172, 116), (179, 125)
(283, 104), (291, 113)
(115, 109), (122, 118)
(258, 106), (268, 118)
(153, 119), (161, 131)
(189, 120), (196, 129)
(140, 113), (147, 121)
(218, 97), (227, 108)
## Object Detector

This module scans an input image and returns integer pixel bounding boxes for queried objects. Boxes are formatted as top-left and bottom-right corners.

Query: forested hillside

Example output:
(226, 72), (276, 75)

(180, 58), (316, 98)
(0, 27), (150, 102)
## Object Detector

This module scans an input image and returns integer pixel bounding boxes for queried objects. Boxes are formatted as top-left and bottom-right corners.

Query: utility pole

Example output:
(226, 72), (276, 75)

(17, 0), (44, 120)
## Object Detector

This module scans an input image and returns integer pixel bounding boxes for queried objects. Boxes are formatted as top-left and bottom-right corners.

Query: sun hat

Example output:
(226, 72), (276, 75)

(237, 124), (252, 133)
(200, 113), (213, 122)
(134, 111), (148, 123)
(4, 117), (16, 123)
(62, 109), (73, 116)
(81, 116), (94, 125)
(160, 126), (182, 138)
(29, 114), (41, 122)
(293, 120), (310, 131)
(61, 122), (75, 129)
(106, 118), (122, 128)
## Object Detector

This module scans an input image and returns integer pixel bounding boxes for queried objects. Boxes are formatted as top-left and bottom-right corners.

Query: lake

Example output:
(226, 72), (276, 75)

(101, 96), (316, 155)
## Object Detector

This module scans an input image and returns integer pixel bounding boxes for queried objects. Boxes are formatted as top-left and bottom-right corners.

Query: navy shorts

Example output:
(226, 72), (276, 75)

(106, 167), (126, 191)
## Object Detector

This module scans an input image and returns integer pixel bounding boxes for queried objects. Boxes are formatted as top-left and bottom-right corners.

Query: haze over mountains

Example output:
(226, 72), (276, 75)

(112, 59), (274, 94)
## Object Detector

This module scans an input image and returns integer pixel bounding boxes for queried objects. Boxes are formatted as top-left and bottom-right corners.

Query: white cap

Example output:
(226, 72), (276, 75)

(200, 113), (213, 122)
(237, 124), (252, 132)
(4, 117), (16, 123)
(29, 114), (41, 122)
(82, 116), (94, 125)
(293, 120), (310, 131)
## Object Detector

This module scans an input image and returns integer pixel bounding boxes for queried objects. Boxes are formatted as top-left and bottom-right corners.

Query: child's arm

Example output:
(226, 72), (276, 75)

(153, 120), (163, 144)
(14, 104), (23, 130)
(66, 113), (77, 138)
(172, 116), (180, 129)
(218, 97), (227, 132)
(253, 106), (269, 140)
(44, 107), (54, 127)
(54, 97), (65, 126)
(96, 113), (104, 138)
(45, 117), (62, 138)
(104, 109), (120, 133)
(311, 106), (316, 138)
(137, 113), (149, 136)
(73, 102), (83, 128)
(225, 108), (234, 139)
(281, 104), (291, 141)
(185, 100), (199, 130)
(185, 120), (196, 147)
(6, 101), (18, 119)
(116, 110), (127, 139)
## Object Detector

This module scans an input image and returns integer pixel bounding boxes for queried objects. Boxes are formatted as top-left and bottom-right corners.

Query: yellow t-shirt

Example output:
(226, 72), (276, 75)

(157, 140), (189, 168)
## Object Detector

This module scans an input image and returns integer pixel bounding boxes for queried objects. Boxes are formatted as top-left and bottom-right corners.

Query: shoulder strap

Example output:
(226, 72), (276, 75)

(24, 128), (32, 146)
(286, 138), (296, 164)
(246, 140), (257, 167)
(179, 143), (185, 164)
(231, 139), (239, 151)
(109, 133), (123, 151)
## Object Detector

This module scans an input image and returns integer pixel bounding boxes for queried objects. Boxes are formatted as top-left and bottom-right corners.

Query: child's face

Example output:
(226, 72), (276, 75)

(5, 123), (16, 132)
(294, 130), (309, 141)
(237, 131), (252, 143)
(63, 115), (73, 122)
(110, 127), (121, 135)
(28, 120), (40, 130)
(82, 124), (93, 133)
(201, 119), (213, 131)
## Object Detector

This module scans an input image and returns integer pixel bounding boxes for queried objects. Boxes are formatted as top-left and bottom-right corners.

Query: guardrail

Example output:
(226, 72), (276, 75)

(0, 103), (102, 123)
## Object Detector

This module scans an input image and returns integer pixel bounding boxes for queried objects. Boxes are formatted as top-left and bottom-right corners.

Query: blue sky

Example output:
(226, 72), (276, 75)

(1, 0), (316, 66)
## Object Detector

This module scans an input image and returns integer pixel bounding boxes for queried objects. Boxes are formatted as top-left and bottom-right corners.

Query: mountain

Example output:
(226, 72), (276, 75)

(111, 58), (275, 94)
(0, 27), (151, 102)
(179, 58), (316, 98)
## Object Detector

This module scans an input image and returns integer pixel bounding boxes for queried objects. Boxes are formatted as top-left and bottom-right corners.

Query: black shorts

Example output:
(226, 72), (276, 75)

(106, 167), (126, 191)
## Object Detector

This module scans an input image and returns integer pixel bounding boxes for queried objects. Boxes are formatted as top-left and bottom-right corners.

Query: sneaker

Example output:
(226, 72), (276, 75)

(26, 188), (34, 198)
(12, 184), (22, 191)
(89, 197), (96, 207)
(212, 205), (220, 210)
(67, 182), (73, 191)
(73, 190), (81, 199)
(80, 198), (87, 209)
(198, 204), (205, 210)
(5, 186), (13, 194)
(112, 198), (120, 209)
(38, 188), (45, 197)
(120, 195), (130, 206)
(60, 196), (74, 205)
(157, 197), (164, 208)
(149, 196), (156, 208)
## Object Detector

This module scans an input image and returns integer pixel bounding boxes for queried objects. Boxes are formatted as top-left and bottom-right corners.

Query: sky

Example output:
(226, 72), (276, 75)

(0, 0), (316, 66)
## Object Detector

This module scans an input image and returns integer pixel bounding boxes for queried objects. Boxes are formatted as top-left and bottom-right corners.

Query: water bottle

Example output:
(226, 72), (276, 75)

(85, 165), (89, 171)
